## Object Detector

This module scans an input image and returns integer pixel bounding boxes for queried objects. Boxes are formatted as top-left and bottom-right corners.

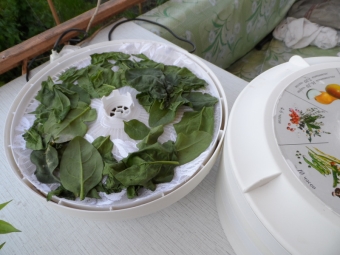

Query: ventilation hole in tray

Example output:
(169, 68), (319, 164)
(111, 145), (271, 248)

(109, 105), (130, 117)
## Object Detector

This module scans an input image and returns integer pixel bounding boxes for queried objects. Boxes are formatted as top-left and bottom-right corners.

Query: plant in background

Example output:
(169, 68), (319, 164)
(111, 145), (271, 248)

(0, 200), (21, 250)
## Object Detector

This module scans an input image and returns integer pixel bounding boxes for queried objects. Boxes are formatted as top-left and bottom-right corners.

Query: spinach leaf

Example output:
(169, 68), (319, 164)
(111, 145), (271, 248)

(59, 136), (103, 200)
(34, 77), (73, 122)
(136, 93), (153, 112)
(58, 67), (88, 84)
(44, 101), (97, 143)
(92, 136), (116, 163)
(77, 66), (116, 98)
(132, 54), (165, 69)
(124, 119), (150, 140)
(92, 135), (117, 179)
(115, 163), (161, 187)
(47, 185), (75, 201)
(182, 92), (218, 111)
(127, 185), (142, 199)
(59, 83), (91, 105)
(91, 52), (130, 66)
(163, 65), (206, 91)
(31, 145), (59, 183)
(174, 107), (215, 136)
(148, 99), (182, 127)
(125, 68), (165, 93)
(23, 127), (44, 150)
(137, 125), (164, 149)
(112, 141), (179, 198)
(175, 131), (212, 165)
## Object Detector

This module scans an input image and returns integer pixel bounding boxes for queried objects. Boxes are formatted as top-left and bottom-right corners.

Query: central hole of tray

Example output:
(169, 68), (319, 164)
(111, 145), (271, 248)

(110, 105), (130, 117)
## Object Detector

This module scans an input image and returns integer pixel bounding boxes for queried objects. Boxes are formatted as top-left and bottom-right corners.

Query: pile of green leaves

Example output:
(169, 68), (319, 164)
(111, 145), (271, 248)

(23, 52), (218, 201)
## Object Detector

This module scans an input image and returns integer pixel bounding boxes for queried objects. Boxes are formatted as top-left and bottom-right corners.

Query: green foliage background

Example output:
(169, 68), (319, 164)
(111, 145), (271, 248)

(0, 0), (168, 85)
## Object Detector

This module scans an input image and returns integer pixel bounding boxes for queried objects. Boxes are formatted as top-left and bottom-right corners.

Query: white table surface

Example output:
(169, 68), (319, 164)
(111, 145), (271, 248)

(0, 21), (247, 254)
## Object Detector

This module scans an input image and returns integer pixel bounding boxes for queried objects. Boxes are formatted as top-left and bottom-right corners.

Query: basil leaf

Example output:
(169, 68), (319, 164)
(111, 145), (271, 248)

(44, 101), (97, 143)
(182, 92), (218, 111)
(60, 136), (103, 200)
(174, 107), (215, 136)
(0, 220), (21, 234)
(124, 119), (150, 140)
(31, 145), (59, 183)
(175, 131), (212, 165)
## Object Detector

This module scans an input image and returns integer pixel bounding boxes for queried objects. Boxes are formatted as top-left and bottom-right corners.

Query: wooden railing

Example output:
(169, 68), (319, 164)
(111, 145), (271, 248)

(0, 0), (145, 75)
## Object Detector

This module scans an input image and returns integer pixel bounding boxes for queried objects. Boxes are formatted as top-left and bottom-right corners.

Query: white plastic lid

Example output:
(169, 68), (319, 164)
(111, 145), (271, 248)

(220, 56), (340, 255)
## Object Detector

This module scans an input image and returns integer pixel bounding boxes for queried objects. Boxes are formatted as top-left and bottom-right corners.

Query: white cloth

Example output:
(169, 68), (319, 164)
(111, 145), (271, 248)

(273, 17), (340, 49)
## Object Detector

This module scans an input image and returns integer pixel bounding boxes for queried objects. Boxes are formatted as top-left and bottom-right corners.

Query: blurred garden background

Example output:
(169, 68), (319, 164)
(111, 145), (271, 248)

(0, 0), (168, 85)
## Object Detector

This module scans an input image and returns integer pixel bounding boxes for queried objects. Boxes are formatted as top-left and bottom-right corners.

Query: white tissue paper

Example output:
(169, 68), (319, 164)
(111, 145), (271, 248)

(10, 41), (222, 209)
(273, 17), (340, 49)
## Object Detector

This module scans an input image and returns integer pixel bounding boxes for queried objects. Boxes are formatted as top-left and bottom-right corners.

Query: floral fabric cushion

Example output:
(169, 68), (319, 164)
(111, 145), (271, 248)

(137, 0), (295, 69)
(227, 38), (340, 82)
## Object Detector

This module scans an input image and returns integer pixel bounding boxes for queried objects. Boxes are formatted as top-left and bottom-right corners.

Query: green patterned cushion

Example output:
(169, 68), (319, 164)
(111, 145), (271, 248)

(227, 39), (340, 82)
(138, 0), (295, 69)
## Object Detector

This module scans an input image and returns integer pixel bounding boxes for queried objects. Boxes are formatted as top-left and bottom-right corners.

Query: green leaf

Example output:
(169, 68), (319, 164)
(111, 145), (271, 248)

(91, 52), (130, 65)
(174, 107), (215, 136)
(182, 92), (218, 111)
(137, 125), (164, 149)
(55, 84), (79, 109)
(0, 220), (21, 234)
(125, 68), (165, 93)
(115, 163), (161, 187)
(47, 185), (75, 201)
(62, 83), (91, 105)
(0, 242), (5, 249)
(124, 119), (150, 140)
(31, 145), (59, 184)
(163, 66), (206, 91)
(148, 100), (179, 127)
(92, 136), (115, 162)
(87, 188), (101, 199)
(127, 185), (142, 199)
(22, 127), (44, 150)
(175, 131), (212, 165)
(59, 136), (103, 200)
(136, 93), (153, 112)
(44, 101), (97, 143)
(52, 89), (72, 122)
(0, 201), (12, 211)
(58, 67), (87, 84)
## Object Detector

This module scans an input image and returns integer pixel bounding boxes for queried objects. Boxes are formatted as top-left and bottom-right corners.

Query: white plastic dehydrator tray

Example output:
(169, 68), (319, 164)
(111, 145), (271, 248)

(216, 56), (340, 255)
(4, 40), (227, 220)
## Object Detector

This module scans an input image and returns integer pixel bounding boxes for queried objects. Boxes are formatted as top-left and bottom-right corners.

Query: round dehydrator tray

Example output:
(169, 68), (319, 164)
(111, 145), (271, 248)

(216, 56), (340, 255)
(4, 40), (227, 220)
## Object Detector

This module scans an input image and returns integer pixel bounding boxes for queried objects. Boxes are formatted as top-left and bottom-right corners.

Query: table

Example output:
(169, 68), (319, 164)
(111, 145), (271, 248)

(0, 21), (248, 254)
